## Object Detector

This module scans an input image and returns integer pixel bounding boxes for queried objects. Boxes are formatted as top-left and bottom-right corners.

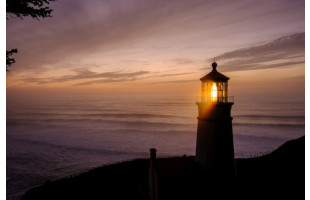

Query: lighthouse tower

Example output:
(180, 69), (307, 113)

(195, 62), (235, 177)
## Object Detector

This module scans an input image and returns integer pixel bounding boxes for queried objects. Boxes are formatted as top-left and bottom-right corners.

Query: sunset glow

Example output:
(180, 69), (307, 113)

(6, 0), (304, 99)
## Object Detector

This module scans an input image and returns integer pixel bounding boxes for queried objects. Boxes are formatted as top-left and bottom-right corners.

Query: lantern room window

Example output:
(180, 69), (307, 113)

(199, 62), (231, 103)
(211, 83), (217, 102)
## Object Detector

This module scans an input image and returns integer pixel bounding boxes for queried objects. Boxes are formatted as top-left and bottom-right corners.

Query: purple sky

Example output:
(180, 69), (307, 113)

(6, 0), (305, 97)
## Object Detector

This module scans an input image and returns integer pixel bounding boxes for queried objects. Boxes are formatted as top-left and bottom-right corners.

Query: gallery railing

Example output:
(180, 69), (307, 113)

(196, 96), (234, 103)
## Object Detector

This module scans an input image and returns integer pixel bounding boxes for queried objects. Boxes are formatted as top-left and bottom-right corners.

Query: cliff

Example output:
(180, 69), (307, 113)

(21, 136), (304, 200)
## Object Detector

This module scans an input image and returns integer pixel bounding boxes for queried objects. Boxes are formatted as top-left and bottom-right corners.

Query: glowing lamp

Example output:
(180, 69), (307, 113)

(200, 62), (229, 103)
(211, 83), (217, 102)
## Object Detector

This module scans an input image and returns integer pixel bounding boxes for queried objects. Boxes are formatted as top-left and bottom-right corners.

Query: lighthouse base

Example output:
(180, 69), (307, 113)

(195, 102), (235, 177)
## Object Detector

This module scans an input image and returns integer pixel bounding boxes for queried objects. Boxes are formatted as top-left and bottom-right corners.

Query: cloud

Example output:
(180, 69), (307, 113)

(21, 68), (197, 86)
(210, 32), (305, 72)
(149, 79), (197, 84)
(7, 0), (212, 72)
(72, 71), (196, 86)
(164, 58), (195, 65)
(146, 72), (195, 78)
(22, 69), (150, 84)
(289, 75), (305, 80)
(7, 0), (304, 74)
(73, 77), (138, 86)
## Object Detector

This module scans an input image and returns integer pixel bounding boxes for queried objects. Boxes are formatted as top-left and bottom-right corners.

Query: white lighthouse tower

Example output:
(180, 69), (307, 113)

(195, 61), (235, 177)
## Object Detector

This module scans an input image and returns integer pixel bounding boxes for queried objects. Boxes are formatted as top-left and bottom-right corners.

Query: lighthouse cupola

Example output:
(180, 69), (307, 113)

(200, 61), (230, 103)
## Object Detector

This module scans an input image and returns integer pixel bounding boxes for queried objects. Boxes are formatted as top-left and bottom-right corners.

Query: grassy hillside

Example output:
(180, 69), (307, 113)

(21, 136), (305, 200)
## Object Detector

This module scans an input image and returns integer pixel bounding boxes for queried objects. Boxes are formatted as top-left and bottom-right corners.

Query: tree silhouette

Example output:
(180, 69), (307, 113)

(6, 49), (18, 72)
(6, 0), (55, 71)
(7, 0), (55, 19)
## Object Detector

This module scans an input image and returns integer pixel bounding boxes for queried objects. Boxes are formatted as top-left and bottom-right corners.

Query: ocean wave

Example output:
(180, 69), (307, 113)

(7, 135), (147, 158)
(7, 117), (304, 129)
(233, 122), (304, 128)
(7, 112), (192, 121)
(81, 113), (190, 119)
(234, 114), (304, 120)
(6, 117), (196, 128)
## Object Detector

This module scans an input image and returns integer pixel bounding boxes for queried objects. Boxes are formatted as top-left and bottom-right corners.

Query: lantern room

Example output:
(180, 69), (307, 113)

(200, 62), (230, 103)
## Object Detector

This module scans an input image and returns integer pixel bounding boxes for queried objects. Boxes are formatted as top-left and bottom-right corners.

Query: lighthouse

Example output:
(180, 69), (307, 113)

(195, 61), (235, 177)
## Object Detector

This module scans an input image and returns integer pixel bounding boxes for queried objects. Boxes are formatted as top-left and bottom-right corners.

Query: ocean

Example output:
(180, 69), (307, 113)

(6, 93), (305, 200)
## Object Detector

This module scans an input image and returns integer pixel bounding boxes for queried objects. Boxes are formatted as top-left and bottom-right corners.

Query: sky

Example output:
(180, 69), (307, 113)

(6, 0), (305, 98)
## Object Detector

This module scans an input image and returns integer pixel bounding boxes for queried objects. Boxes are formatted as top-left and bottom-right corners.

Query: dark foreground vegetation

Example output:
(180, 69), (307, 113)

(21, 136), (304, 200)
